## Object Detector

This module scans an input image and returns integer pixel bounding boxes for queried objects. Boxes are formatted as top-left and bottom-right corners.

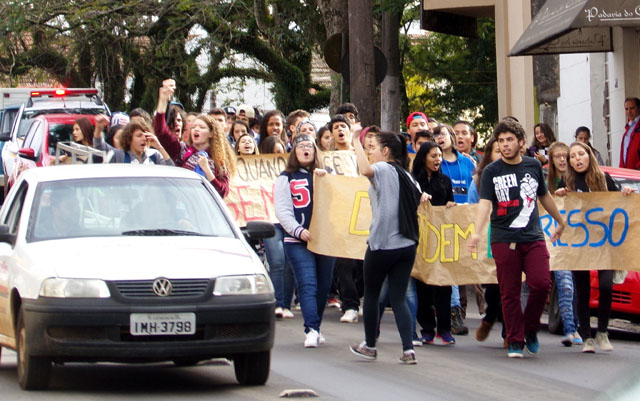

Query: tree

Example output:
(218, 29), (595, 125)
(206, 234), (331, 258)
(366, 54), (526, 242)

(379, 0), (410, 131)
(0, 0), (331, 113)
(403, 18), (498, 138)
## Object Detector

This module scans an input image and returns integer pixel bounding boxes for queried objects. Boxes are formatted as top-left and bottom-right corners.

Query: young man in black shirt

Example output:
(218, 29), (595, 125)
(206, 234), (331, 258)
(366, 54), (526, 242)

(467, 119), (565, 358)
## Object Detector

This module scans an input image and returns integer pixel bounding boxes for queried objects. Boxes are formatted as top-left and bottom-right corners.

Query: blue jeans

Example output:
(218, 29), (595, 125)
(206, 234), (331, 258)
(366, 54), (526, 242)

(450, 285), (461, 308)
(284, 242), (335, 332)
(263, 225), (295, 309)
(554, 270), (577, 335)
(379, 277), (417, 338)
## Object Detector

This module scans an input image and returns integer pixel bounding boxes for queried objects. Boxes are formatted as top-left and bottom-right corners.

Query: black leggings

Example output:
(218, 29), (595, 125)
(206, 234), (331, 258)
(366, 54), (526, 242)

(363, 245), (416, 351)
(416, 281), (451, 335)
(573, 270), (613, 339)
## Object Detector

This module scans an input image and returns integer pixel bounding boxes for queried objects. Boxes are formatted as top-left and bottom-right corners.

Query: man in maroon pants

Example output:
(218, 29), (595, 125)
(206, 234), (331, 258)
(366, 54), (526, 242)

(467, 119), (565, 358)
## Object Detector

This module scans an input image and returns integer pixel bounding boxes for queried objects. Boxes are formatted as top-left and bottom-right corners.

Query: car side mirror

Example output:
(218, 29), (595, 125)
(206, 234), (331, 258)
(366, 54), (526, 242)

(18, 148), (36, 161)
(0, 133), (10, 142)
(242, 221), (275, 240)
(0, 224), (16, 246)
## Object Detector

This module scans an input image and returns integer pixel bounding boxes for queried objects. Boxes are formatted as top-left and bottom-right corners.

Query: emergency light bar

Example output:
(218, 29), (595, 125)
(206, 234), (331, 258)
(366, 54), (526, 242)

(30, 89), (99, 98)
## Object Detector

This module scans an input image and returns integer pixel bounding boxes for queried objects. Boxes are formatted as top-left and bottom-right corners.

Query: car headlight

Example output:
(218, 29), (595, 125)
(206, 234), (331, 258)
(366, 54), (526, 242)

(39, 278), (111, 298)
(213, 274), (273, 295)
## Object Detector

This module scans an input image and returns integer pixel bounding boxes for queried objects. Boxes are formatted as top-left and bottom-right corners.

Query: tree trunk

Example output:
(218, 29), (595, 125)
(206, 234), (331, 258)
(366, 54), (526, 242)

(381, 9), (401, 132)
(316, 0), (348, 114)
(348, 0), (378, 126)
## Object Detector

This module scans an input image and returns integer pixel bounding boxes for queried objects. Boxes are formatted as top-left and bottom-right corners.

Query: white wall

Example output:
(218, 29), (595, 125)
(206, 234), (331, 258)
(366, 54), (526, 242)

(557, 27), (640, 168)
(557, 53), (592, 144)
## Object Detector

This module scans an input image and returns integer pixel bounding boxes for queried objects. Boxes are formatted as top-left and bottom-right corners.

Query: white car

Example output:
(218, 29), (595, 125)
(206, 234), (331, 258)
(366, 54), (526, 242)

(0, 164), (276, 390)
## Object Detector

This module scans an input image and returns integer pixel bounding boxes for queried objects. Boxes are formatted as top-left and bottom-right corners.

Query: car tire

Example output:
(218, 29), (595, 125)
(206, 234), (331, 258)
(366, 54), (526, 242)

(17, 310), (51, 390)
(233, 351), (270, 386)
(548, 279), (564, 335)
(3, 180), (9, 203)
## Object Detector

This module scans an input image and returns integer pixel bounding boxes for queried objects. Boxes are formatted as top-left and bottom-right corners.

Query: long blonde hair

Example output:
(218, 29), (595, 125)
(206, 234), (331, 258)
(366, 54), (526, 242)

(547, 142), (569, 192)
(565, 142), (606, 192)
(188, 114), (236, 176)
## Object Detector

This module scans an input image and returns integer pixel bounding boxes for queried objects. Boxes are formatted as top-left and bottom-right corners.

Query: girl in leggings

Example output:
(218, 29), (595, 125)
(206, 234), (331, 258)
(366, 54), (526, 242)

(555, 142), (634, 352)
(350, 131), (428, 364)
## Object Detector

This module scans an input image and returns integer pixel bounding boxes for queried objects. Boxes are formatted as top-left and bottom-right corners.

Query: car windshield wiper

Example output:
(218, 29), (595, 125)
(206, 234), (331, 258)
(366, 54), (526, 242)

(121, 229), (205, 236)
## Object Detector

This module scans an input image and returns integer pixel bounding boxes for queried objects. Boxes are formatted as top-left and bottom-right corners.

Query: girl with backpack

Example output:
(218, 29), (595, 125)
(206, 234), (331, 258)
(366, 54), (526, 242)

(349, 131), (428, 365)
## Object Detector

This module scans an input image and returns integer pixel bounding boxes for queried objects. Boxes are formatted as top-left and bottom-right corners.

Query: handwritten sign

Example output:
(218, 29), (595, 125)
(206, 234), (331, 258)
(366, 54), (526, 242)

(226, 151), (360, 226)
(306, 174), (371, 260)
(307, 175), (640, 285)
(539, 192), (640, 271)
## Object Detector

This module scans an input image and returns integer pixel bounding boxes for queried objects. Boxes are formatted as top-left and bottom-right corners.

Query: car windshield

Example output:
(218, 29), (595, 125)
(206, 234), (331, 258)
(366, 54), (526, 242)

(18, 108), (103, 138)
(27, 177), (235, 242)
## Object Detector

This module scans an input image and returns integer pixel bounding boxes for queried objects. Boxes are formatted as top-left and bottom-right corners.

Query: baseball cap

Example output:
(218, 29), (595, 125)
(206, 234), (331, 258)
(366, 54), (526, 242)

(223, 106), (237, 115)
(237, 104), (255, 119)
(406, 112), (428, 128)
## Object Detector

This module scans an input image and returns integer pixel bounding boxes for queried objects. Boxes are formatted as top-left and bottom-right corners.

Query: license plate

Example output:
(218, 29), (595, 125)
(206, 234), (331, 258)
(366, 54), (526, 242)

(130, 312), (196, 336)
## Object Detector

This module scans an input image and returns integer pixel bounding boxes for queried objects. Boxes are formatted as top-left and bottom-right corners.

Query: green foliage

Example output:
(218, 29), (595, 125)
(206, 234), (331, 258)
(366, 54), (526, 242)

(403, 18), (497, 140)
(0, 0), (330, 113)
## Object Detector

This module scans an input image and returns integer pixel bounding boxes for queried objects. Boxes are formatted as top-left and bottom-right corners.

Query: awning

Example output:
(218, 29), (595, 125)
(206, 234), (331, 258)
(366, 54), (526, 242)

(509, 0), (640, 56)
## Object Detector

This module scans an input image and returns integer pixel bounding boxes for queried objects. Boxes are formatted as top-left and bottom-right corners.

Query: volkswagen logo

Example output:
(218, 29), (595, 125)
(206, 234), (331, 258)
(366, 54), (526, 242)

(152, 278), (173, 297)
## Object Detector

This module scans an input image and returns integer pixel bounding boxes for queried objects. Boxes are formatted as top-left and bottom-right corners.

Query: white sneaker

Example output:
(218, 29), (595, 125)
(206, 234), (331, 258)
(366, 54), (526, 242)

(340, 309), (359, 323)
(282, 309), (294, 319)
(595, 331), (613, 351)
(275, 307), (283, 318)
(304, 329), (320, 348)
(318, 332), (326, 344)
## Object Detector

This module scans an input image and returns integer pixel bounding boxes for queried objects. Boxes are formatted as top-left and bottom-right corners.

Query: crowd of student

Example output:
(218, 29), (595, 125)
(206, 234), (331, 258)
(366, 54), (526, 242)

(64, 78), (634, 364)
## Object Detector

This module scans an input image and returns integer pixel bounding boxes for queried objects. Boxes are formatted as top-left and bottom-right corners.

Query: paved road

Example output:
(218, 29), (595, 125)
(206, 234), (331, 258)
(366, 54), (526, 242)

(1, 307), (640, 400)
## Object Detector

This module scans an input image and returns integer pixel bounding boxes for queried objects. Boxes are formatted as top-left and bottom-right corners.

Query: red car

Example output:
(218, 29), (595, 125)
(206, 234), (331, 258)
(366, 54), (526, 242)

(548, 165), (640, 333)
(9, 114), (97, 186)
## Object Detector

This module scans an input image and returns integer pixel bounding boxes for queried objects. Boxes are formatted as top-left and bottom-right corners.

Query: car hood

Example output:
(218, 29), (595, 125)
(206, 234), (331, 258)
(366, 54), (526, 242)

(24, 236), (264, 280)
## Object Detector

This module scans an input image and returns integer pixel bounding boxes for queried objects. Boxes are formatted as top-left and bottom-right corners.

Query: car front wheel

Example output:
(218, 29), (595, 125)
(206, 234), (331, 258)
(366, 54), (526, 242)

(17, 310), (51, 390)
(233, 351), (270, 385)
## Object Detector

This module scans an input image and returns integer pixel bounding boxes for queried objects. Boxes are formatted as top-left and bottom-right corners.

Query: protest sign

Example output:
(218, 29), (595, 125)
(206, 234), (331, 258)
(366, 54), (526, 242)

(307, 175), (640, 285)
(226, 151), (361, 226)
(307, 174), (371, 259)
(225, 154), (286, 226)
(412, 203), (497, 285)
(540, 192), (640, 271)
(308, 175), (495, 284)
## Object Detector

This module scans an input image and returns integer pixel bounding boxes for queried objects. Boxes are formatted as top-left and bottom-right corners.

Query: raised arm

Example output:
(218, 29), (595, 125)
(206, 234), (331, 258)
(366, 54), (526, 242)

(154, 79), (182, 162)
(351, 130), (373, 177)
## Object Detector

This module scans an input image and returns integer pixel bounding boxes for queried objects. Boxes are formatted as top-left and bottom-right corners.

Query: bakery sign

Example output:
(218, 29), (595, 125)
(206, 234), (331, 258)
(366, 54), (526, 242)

(510, 0), (640, 56)
(582, 4), (640, 25)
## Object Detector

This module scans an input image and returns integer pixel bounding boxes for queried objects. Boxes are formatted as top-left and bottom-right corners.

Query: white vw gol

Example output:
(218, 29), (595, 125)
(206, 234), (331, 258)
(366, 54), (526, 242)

(0, 164), (276, 390)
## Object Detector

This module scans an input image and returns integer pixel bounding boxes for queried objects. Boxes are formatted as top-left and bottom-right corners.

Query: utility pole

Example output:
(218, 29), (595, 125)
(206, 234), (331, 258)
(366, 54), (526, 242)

(348, 0), (378, 127)
(381, 8), (401, 132)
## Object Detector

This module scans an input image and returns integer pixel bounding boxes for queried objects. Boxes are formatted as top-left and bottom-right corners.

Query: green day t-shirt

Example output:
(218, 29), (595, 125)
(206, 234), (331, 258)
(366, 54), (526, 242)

(479, 157), (547, 243)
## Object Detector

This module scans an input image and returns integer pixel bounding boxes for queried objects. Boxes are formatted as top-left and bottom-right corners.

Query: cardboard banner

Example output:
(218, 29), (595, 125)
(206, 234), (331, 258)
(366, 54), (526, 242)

(540, 192), (640, 272)
(308, 175), (640, 285)
(225, 154), (287, 227)
(413, 203), (496, 285)
(307, 174), (371, 259)
(225, 151), (360, 226)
